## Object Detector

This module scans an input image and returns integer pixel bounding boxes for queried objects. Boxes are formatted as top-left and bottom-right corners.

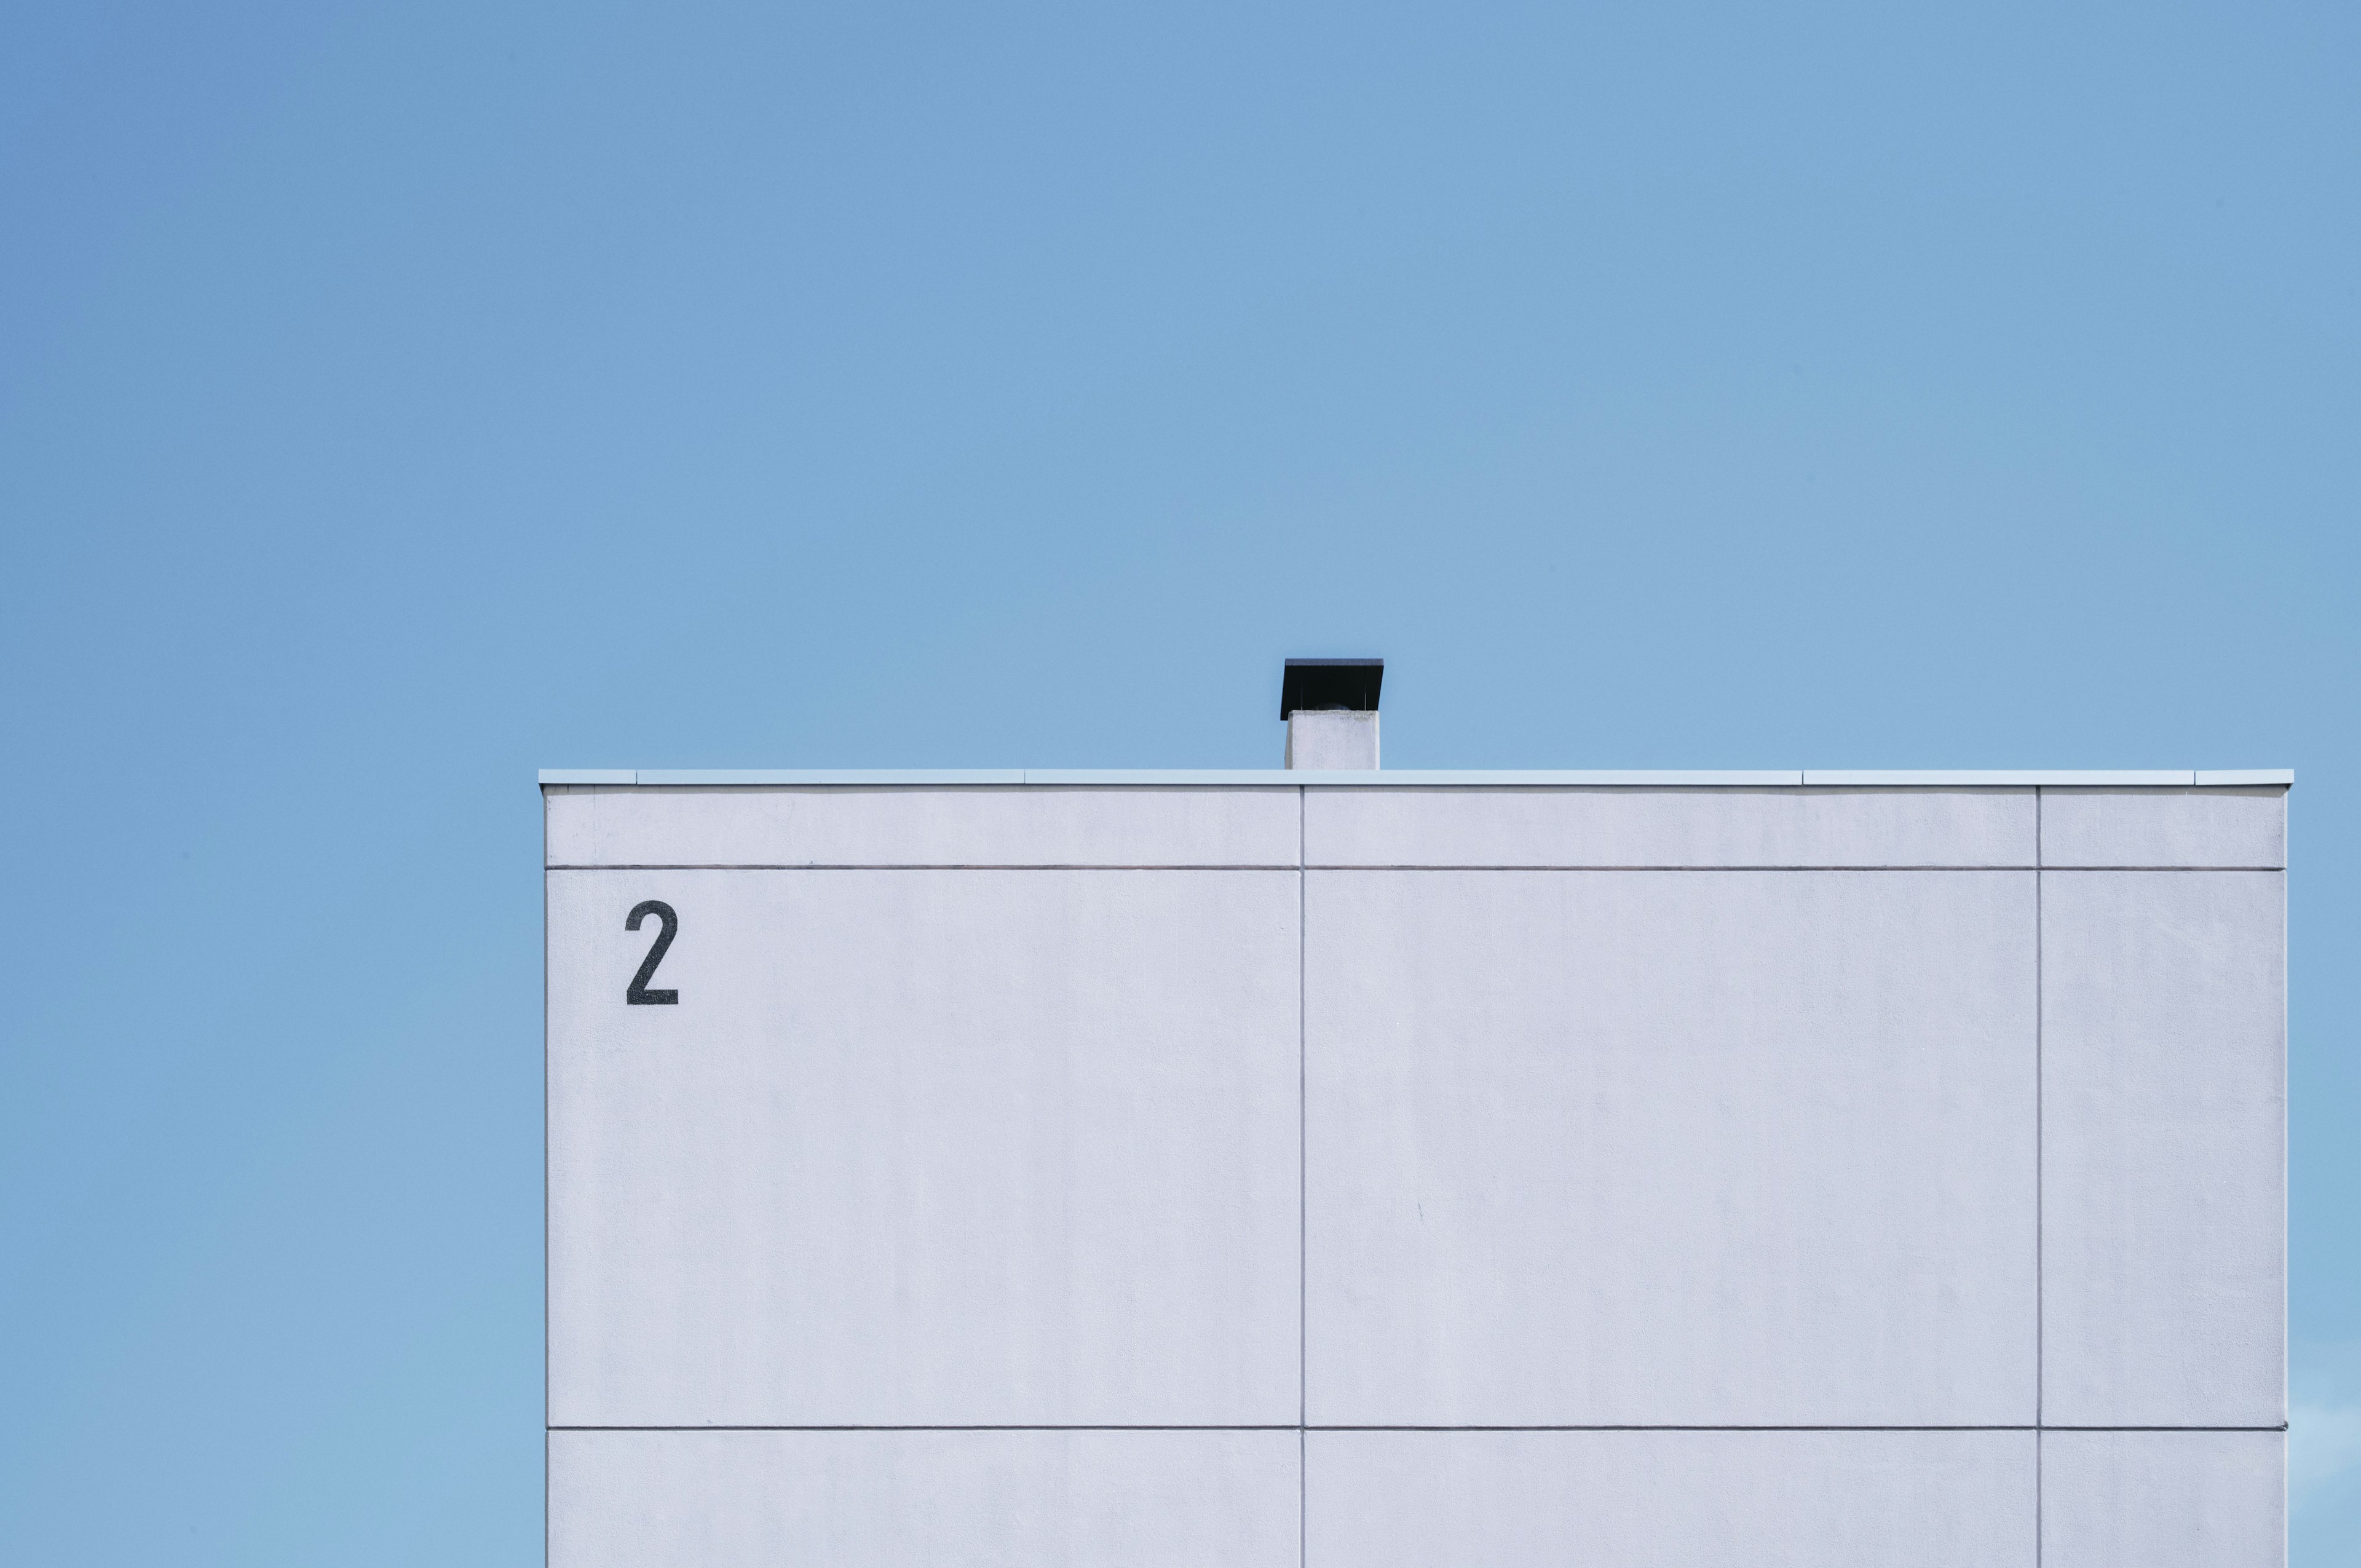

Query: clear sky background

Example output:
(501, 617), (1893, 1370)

(2, 2), (2354, 1561)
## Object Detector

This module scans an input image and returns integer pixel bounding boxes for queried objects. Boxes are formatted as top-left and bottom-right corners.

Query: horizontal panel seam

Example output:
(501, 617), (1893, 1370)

(545, 863), (1307, 871)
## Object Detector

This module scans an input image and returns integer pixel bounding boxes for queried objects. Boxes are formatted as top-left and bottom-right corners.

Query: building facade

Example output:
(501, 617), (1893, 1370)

(542, 766), (2288, 1566)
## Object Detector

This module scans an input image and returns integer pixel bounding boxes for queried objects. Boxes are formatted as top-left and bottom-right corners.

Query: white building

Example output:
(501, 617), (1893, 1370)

(543, 665), (2287, 1566)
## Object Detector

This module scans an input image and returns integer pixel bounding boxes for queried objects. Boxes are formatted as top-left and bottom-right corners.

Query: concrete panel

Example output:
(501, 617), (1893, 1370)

(550, 1429), (1299, 1568)
(1305, 869), (2038, 1426)
(2041, 871), (2285, 1427)
(1305, 787), (2034, 867)
(548, 868), (1300, 1426)
(2042, 1431), (2284, 1568)
(1308, 1430), (2033, 1568)
(545, 784), (1300, 866)
(2039, 788), (2285, 868)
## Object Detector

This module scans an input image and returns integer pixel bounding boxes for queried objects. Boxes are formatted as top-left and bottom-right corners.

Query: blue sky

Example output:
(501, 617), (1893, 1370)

(2, 2), (2354, 1561)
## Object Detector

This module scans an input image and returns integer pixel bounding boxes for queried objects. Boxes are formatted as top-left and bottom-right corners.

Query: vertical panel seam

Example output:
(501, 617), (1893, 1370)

(2035, 785), (2044, 1568)
(543, 794), (553, 1567)
(1299, 785), (1308, 1568)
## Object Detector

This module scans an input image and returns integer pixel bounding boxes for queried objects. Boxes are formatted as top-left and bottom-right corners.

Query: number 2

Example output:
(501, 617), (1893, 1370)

(626, 900), (679, 1005)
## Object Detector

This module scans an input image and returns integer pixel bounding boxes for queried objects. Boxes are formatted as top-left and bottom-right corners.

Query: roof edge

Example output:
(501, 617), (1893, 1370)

(540, 767), (2293, 788)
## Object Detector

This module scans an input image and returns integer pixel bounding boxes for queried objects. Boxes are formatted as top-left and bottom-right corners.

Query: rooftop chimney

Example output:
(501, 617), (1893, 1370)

(1281, 658), (1382, 769)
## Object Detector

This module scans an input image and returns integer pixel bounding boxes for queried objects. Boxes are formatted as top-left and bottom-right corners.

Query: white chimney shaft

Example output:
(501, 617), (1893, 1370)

(1285, 709), (1379, 769)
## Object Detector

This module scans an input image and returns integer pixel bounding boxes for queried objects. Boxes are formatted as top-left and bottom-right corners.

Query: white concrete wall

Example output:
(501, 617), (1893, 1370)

(1309, 1430), (2035, 1567)
(545, 783), (2286, 1567)
(544, 783), (1300, 867)
(550, 1430), (1299, 1567)
(1303, 866), (2038, 1427)
(547, 868), (1300, 1427)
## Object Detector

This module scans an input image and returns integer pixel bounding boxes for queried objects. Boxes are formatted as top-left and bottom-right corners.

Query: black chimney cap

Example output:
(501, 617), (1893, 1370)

(1280, 658), (1383, 718)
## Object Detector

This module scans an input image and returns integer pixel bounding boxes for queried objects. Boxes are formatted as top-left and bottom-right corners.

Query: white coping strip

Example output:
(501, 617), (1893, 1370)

(1802, 769), (2198, 786)
(2194, 770), (2297, 786)
(542, 767), (2292, 788)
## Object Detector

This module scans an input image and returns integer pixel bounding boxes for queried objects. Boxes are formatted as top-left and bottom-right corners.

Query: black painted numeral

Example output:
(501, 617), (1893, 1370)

(626, 900), (679, 1005)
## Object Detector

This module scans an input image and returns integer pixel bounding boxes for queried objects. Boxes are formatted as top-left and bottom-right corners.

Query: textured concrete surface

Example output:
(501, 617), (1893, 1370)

(1305, 785), (2036, 866)
(2043, 1431), (2285, 1568)
(1284, 708), (1378, 769)
(548, 868), (1301, 1426)
(2041, 869), (2286, 1427)
(2039, 786), (2286, 868)
(1305, 868), (2038, 1425)
(1310, 1430), (2033, 1567)
(545, 783), (1301, 866)
(550, 1429), (1299, 1568)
